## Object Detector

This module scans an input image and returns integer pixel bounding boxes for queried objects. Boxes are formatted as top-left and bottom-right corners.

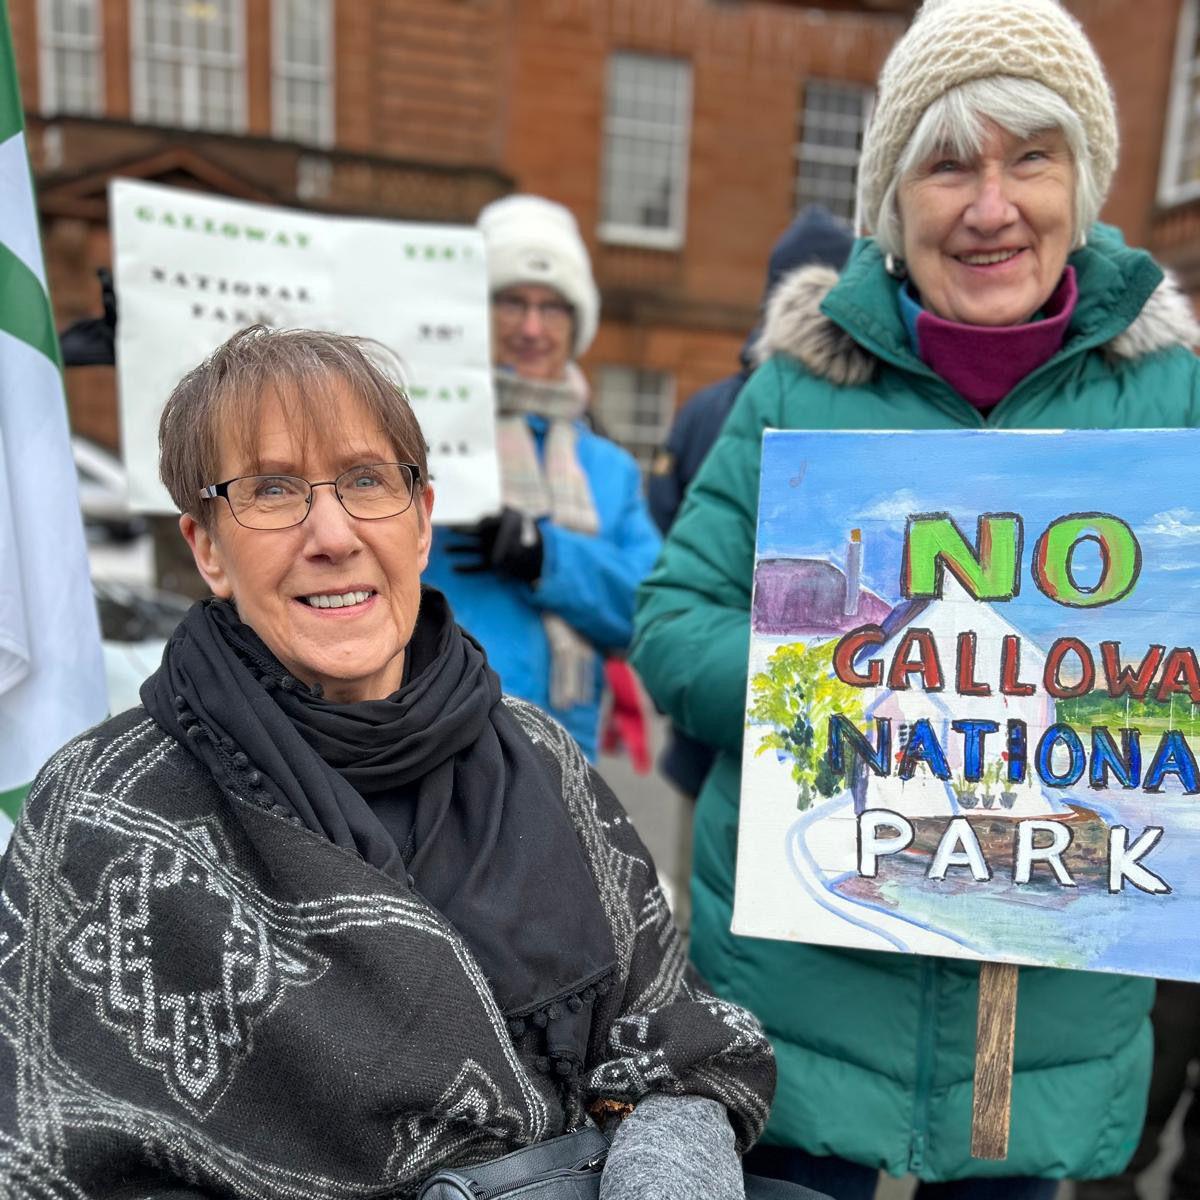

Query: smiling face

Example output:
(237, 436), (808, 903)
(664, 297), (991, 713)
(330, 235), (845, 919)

(490, 283), (575, 381)
(897, 121), (1075, 327)
(181, 380), (434, 703)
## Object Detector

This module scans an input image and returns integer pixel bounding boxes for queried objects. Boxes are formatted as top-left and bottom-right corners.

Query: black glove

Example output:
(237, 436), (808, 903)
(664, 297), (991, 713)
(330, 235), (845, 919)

(446, 506), (544, 583)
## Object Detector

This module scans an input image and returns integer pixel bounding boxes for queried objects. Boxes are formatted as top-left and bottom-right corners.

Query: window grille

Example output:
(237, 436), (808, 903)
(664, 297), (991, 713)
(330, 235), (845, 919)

(39, 0), (103, 116)
(131, 0), (245, 133)
(599, 53), (692, 250)
(296, 153), (332, 201)
(273, 0), (333, 146)
(794, 79), (872, 225)
(1160, 0), (1200, 204)
(593, 366), (675, 470)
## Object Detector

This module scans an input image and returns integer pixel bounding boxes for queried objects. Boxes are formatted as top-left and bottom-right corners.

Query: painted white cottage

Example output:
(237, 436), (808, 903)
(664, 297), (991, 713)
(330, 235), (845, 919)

(857, 576), (1063, 818)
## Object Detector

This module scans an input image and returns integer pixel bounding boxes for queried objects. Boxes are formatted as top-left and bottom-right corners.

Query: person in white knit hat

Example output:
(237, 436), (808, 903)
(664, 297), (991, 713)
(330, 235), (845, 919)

(632, 1), (1200, 1198)
(422, 194), (660, 762)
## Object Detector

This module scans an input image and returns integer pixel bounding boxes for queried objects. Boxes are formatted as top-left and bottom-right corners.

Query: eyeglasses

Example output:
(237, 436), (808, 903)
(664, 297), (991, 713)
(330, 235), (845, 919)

(493, 293), (574, 331)
(199, 462), (421, 530)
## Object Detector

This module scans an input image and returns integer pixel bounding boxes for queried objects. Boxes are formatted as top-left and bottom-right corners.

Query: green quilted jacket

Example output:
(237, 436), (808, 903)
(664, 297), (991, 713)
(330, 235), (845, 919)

(631, 227), (1200, 1181)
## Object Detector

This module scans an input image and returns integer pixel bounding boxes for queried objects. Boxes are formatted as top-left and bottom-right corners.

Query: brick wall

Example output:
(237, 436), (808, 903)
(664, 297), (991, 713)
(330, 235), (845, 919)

(1070, 0), (1182, 249)
(12, 0), (908, 440)
(8, 0), (38, 110)
(103, 0), (131, 118)
(1071, 0), (1200, 300)
(14, 0), (513, 167)
(17, 0), (1197, 460)
(337, 0), (510, 167)
(502, 0), (904, 403)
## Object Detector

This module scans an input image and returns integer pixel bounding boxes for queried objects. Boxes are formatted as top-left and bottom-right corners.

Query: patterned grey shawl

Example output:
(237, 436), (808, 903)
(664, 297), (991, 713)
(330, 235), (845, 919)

(0, 698), (774, 1198)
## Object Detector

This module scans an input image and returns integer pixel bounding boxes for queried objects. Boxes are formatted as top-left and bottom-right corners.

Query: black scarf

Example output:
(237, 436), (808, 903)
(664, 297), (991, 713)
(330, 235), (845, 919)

(142, 587), (615, 1073)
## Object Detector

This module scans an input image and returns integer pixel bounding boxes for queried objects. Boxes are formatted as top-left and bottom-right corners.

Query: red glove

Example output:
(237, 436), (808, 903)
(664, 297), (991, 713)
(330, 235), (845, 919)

(601, 659), (651, 774)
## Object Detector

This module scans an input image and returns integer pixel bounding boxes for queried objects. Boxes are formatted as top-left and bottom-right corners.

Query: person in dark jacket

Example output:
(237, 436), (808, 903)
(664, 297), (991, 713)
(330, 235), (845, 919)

(58, 268), (116, 367)
(647, 207), (852, 539)
(646, 207), (852, 799)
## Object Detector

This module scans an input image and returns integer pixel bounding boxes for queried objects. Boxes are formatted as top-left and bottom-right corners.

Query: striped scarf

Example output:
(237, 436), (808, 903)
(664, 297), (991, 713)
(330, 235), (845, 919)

(494, 367), (600, 710)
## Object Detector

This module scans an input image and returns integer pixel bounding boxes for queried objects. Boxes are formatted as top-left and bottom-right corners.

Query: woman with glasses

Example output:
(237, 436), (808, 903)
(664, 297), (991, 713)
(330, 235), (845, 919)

(422, 193), (661, 762)
(0, 325), (832, 1199)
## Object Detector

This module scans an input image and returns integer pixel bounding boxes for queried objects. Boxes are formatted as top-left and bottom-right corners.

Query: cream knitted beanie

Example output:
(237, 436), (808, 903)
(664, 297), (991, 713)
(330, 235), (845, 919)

(857, 0), (1117, 237)
(477, 195), (600, 357)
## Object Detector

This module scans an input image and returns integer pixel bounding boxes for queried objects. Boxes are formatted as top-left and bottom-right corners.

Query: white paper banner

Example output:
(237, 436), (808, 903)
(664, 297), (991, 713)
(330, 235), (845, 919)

(111, 178), (500, 524)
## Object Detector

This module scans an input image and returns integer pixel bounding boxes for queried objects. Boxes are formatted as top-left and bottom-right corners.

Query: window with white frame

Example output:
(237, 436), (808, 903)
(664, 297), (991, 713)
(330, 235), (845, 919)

(599, 53), (692, 249)
(296, 153), (332, 201)
(39, 0), (103, 116)
(131, 0), (245, 132)
(273, 0), (333, 146)
(594, 367), (675, 470)
(1161, 0), (1200, 204)
(794, 79), (872, 224)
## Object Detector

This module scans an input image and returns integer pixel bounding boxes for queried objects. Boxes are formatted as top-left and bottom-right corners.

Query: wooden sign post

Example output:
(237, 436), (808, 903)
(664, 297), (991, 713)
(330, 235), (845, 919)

(971, 962), (1019, 1160)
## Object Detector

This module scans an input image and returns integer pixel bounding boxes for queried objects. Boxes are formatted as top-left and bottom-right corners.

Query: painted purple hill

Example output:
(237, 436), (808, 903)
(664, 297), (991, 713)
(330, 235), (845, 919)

(752, 557), (891, 635)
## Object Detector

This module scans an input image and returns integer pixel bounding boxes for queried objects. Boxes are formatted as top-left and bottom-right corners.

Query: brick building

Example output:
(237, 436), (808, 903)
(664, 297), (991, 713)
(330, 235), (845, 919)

(9, 0), (1200, 471)
(1086, 0), (1200, 294)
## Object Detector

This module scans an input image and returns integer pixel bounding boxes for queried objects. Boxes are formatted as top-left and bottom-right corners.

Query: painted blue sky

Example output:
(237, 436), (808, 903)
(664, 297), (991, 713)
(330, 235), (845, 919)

(757, 428), (1200, 646)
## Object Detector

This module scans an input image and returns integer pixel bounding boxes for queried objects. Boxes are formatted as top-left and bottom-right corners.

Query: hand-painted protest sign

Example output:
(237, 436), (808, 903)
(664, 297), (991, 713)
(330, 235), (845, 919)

(111, 178), (500, 524)
(734, 428), (1200, 982)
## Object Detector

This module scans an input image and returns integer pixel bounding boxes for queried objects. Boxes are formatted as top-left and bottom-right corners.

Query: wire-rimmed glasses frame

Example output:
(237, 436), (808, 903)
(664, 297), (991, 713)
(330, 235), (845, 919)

(492, 292), (575, 332)
(198, 462), (423, 531)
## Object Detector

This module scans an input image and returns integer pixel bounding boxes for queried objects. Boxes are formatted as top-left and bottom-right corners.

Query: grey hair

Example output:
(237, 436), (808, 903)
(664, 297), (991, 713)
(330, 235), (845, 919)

(873, 76), (1101, 260)
(159, 325), (429, 527)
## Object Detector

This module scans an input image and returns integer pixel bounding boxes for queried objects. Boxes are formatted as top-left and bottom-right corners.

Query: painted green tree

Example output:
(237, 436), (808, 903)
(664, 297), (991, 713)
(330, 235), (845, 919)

(748, 640), (865, 809)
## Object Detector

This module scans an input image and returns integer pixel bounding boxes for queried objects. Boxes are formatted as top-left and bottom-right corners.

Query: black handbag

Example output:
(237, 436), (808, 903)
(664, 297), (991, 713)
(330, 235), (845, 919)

(416, 1125), (609, 1200)
(414, 1122), (835, 1200)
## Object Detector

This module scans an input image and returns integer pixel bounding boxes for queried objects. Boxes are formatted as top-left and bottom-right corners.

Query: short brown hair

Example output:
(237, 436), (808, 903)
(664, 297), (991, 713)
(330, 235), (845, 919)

(159, 326), (428, 524)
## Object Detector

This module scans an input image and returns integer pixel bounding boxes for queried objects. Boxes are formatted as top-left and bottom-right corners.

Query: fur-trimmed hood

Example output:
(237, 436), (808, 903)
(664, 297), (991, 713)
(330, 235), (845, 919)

(753, 257), (1200, 387)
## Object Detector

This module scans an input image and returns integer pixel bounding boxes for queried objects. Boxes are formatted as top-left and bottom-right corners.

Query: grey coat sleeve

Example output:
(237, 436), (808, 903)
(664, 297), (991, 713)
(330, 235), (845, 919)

(599, 1093), (744, 1200)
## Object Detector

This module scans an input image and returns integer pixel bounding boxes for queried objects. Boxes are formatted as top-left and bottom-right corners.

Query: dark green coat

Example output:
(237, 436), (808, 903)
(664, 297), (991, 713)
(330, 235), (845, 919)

(632, 227), (1200, 1181)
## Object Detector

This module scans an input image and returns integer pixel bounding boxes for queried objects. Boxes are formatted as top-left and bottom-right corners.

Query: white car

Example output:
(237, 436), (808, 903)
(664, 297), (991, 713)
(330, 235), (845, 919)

(72, 436), (146, 542)
(93, 580), (190, 716)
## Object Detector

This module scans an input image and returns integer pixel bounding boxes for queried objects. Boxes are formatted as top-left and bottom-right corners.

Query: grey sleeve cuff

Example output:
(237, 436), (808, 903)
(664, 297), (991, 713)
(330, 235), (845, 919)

(599, 1092), (744, 1200)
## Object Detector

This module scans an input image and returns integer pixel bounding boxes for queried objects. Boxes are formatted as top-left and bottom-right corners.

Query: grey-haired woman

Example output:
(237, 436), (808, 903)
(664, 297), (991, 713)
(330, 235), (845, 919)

(633, 0), (1200, 1197)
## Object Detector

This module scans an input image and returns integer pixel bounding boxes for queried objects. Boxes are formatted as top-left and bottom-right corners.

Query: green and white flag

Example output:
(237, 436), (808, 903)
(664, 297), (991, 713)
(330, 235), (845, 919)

(0, 10), (106, 843)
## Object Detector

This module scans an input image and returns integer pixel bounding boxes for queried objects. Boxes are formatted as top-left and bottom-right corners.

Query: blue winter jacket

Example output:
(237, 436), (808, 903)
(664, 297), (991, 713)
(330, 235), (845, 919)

(422, 414), (662, 759)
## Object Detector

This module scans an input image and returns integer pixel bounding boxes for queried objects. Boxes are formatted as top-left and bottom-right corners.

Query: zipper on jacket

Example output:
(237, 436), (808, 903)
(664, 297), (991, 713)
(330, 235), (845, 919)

(909, 958), (939, 1174)
(827, 289), (1104, 432)
(469, 1157), (607, 1200)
